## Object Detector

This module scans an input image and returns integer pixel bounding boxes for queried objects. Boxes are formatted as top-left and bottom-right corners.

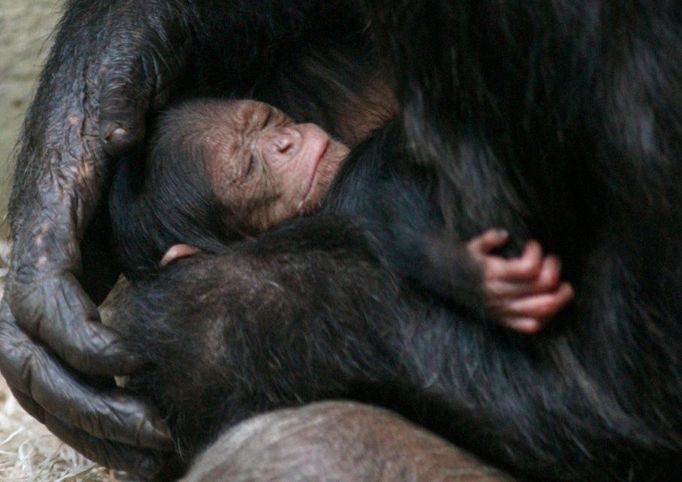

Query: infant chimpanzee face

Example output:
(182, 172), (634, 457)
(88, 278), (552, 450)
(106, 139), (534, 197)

(202, 100), (349, 232)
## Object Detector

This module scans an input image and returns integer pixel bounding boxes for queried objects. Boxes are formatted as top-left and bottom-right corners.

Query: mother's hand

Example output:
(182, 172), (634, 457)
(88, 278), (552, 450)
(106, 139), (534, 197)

(0, 0), (200, 477)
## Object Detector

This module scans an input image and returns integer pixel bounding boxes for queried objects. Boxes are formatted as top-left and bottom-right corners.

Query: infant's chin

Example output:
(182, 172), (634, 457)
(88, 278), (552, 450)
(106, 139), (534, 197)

(320, 140), (349, 182)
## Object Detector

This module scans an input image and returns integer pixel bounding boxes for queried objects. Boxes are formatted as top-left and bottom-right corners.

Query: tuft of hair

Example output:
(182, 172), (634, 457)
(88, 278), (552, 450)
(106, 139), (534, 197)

(110, 99), (245, 282)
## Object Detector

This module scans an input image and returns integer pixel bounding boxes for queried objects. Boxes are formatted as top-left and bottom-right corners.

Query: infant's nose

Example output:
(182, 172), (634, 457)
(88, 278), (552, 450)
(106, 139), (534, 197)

(269, 128), (301, 161)
(275, 134), (295, 154)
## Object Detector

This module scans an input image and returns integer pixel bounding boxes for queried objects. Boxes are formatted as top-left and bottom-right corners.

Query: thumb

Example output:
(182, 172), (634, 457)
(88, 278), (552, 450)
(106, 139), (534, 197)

(99, 56), (151, 156)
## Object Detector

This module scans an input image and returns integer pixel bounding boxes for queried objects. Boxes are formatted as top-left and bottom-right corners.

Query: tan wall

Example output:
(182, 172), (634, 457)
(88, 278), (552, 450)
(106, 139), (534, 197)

(0, 1), (63, 239)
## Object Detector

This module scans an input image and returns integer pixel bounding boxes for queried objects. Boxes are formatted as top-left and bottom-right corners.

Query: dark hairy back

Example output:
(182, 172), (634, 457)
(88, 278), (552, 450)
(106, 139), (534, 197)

(113, 2), (682, 480)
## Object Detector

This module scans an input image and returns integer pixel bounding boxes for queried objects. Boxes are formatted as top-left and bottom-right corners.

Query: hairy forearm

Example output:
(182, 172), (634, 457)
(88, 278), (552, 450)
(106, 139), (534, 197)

(9, 2), (195, 238)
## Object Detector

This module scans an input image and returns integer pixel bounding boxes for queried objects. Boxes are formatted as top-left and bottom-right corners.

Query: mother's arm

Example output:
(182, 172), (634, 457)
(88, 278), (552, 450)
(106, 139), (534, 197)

(2, 1), (200, 475)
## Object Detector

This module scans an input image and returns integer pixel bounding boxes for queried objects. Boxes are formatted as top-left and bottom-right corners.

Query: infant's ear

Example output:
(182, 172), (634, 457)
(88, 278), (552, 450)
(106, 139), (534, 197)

(160, 244), (201, 267)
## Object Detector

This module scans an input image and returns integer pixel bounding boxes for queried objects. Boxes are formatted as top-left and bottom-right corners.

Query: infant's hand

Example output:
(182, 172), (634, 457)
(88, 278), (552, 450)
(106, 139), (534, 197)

(467, 230), (574, 334)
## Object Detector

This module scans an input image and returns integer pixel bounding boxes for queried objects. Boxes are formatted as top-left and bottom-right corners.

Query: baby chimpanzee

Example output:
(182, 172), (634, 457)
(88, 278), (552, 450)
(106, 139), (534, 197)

(109, 98), (575, 462)
(112, 99), (573, 332)
(112, 98), (572, 333)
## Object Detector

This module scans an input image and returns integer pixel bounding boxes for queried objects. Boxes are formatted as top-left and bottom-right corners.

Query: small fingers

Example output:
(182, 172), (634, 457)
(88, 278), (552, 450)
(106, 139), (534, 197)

(501, 317), (545, 334)
(487, 255), (563, 298)
(485, 279), (535, 299)
(486, 240), (543, 281)
(160, 244), (200, 267)
(480, 239), (573, 334)
(534, 255), (562, 292)
(467, 229), (510, 257)
(504, 282), (575, 322)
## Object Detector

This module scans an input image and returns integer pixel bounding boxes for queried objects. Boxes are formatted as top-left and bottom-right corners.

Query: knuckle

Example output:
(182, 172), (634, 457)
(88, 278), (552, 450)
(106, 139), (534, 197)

(5, 281), (44, 334)
(522, 258), (542, 276)
(537, 273), (558, 291)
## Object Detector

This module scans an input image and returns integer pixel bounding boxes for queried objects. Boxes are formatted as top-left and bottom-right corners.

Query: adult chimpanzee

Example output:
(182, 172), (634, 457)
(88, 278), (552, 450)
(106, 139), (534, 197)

(1, 0), (682, 481)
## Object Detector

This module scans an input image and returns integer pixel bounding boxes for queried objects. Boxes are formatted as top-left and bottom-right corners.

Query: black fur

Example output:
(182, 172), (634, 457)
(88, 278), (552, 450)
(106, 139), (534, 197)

(110, 102), (249, 281)
(108, 1), (682, 481)
(116, 123), (491, 460)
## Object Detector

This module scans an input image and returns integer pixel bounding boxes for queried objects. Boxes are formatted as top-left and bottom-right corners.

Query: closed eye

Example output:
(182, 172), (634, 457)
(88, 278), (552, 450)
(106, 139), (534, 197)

(261, 110), (273, 129)
(244, 154), (256, 178)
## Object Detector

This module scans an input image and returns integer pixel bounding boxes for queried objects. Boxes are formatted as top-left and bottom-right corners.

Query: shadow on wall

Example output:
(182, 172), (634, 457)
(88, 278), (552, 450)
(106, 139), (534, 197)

(0, 1), (62, 239)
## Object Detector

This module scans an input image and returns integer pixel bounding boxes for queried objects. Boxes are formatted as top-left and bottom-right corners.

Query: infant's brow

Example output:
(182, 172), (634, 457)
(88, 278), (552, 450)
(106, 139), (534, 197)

(261, 110), (273, 127)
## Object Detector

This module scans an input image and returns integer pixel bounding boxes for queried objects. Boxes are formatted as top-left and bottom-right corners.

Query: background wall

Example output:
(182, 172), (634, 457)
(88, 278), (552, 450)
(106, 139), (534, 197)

(0, 1), (62, 241)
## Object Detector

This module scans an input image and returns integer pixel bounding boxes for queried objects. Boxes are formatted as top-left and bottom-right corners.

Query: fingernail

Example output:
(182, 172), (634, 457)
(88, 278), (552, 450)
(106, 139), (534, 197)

(103, 124), (128, 143)
(509, 318), (542, 334)
(497, 229), (509, 238)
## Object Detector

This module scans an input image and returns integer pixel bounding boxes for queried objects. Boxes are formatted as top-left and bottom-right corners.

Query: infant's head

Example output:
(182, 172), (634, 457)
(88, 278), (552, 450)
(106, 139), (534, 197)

(111, 98), (349, 279)
(156, 98), (349, 232)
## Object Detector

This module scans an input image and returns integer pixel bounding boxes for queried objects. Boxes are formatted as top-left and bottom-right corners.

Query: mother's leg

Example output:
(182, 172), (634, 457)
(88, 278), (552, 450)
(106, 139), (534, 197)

(184, 402), (512, 482)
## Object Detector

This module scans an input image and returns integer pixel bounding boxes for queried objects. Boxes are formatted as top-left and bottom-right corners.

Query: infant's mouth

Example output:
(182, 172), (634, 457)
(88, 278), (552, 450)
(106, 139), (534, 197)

(298, 138), (330, 212)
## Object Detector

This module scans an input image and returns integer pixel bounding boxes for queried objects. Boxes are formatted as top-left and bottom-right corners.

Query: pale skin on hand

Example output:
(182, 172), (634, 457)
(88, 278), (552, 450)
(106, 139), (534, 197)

(467, 230), (575, 334)
(160, 244), (200, 267)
